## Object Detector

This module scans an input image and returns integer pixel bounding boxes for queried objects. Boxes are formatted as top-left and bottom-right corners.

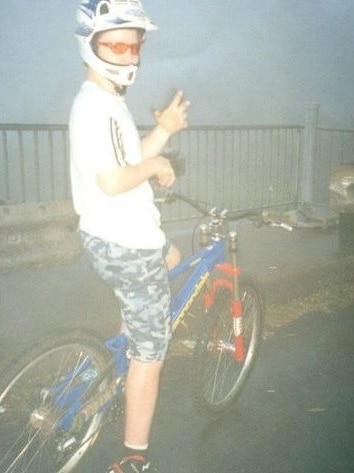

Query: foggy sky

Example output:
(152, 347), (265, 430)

(1, 0), (354, 127)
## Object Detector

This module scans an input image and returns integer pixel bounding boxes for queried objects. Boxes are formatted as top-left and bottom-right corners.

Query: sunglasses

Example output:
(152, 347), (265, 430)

(98, 41), (142, 55)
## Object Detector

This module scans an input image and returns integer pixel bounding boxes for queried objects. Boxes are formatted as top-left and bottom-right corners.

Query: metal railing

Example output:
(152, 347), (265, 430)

(1, 124), (69, 204)
(165, 125), (302, 221)
(1, 123), (354, 222)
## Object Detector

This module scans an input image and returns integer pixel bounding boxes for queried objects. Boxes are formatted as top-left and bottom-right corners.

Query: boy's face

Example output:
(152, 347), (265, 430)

(96, 28), (142, 66)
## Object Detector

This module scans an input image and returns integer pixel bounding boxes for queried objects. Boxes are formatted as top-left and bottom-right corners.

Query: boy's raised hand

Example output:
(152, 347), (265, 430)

(154, 90), (190, 135)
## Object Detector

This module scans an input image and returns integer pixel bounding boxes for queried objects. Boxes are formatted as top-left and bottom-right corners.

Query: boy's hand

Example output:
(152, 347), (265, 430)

(153, 155), (176, 188)
(154, 90), (190, 135)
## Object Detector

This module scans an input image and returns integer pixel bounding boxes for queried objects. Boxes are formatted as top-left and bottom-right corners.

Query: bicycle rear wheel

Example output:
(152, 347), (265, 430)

(0, 329), (113, 473)
(193, 279), (263, 413)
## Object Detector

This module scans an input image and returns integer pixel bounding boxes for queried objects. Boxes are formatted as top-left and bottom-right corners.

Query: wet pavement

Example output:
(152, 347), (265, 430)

(1, 222), (353, 368)
(0, 222), (353, 472)
(71, 304), (354, 473)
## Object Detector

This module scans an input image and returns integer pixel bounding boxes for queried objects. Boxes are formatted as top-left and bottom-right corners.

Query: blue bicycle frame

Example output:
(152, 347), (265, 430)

(103, 237), (228, 378)
(168, 238), (226, 331)
(53, 237), (229, 432)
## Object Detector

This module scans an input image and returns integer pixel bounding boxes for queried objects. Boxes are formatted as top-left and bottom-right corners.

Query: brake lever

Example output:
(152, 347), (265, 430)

(268, 222), (293, 231)
(261, 211), (293, 231)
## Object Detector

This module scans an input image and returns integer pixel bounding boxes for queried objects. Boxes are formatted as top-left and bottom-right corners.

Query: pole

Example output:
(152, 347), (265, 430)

(301, 102), (320, 204)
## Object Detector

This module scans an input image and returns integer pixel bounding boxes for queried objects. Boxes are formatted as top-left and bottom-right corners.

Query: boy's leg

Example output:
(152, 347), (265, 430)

(80, 234), (171, 469)
(124, 359), (163, 447)
(164, 242), (181, 270)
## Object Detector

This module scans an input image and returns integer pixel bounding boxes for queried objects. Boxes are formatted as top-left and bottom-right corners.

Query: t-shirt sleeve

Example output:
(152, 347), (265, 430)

(71, 110), (127, 177)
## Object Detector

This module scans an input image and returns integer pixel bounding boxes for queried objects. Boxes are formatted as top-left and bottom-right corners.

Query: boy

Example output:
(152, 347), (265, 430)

(70, 1), (190, 472)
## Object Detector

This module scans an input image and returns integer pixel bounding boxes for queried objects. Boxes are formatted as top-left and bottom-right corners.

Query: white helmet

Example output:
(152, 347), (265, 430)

(76, 0), (157, 86)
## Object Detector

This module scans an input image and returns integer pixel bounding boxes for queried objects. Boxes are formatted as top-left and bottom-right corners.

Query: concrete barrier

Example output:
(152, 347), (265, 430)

(0, 201), (82, 272)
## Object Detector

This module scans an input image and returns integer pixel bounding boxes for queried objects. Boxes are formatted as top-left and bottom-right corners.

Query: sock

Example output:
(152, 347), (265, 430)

(123, 444), (149, 463)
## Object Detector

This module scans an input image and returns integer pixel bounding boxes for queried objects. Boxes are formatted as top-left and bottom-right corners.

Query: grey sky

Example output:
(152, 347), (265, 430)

(1, 0), (354, 127)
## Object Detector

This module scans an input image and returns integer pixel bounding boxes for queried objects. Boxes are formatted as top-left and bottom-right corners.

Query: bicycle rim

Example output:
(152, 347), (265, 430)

(194, 282), (263, 412)
(0, 331), (111, 473)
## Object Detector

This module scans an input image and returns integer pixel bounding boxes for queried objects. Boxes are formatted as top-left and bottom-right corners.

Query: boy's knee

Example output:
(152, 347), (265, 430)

(165, 244), (181, 270)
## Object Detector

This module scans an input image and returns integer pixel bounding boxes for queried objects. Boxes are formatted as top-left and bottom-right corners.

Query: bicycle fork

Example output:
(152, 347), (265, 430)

(203, 231), (245, 362)
(228, 231), (245, 362)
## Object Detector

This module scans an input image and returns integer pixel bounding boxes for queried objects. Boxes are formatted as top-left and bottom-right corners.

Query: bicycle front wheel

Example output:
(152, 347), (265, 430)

(0, 329), (113, 473)
(193, 280), (264, 413)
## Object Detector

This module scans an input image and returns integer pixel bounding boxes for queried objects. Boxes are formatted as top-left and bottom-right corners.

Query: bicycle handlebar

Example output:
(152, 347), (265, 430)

(157, 152), (293, 230)
(166, 192), (210, 216)
(159, 189), (293, 230)
(166, 191), (261, 222)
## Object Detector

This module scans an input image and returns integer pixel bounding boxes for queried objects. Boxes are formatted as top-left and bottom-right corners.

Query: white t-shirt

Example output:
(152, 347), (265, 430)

(70, 81), (165, 249)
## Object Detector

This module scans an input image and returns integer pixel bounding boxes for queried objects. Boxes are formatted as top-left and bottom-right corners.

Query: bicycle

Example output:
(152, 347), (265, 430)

(0, 190), (271, 473)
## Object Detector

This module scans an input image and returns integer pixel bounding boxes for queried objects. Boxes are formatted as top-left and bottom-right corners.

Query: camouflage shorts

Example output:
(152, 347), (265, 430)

(80, 232), (171, 362)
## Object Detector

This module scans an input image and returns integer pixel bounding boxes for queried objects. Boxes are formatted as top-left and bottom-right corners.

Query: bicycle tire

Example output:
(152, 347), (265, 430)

(193, 279), (264, 413)
(0, 328), (114, 473)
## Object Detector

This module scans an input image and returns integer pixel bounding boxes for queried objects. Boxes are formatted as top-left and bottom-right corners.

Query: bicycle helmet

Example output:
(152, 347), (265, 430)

(76, 0), (157, 86)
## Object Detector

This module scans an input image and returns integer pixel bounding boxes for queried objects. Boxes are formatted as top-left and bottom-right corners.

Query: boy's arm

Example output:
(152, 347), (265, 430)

(97, 90), (190, 196)
(97, 155), (175, 196)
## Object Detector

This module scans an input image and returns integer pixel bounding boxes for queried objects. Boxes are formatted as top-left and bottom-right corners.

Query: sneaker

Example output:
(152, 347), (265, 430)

(107, 455), (159, 473)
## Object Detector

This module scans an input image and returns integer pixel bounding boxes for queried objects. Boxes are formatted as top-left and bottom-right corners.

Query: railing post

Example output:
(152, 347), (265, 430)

(301, 102), (320, 204)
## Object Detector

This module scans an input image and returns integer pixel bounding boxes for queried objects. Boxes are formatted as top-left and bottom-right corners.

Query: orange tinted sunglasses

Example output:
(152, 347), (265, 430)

(98, 41), (141, 55)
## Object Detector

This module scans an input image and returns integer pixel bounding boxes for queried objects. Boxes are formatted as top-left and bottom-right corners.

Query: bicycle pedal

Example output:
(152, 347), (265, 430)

(111, 402), (124, 421)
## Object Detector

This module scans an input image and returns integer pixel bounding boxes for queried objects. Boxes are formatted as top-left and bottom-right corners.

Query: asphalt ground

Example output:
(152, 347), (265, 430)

(1, 222), (353, 367)
(0, 223), (353, 472)
(69, 304), (354, 473)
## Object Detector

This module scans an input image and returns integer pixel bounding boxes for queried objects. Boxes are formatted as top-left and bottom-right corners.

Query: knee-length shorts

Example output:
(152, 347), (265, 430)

(81, 232), (171, 362)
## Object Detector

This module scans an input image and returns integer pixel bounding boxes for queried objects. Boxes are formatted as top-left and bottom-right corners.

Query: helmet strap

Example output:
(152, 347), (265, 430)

(114, 84), (127, 95)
